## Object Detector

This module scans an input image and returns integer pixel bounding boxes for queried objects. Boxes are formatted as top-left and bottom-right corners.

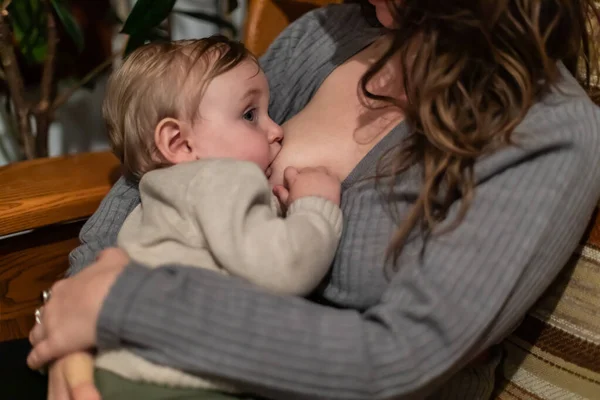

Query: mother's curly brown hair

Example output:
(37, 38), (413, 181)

(359, 0), (600, 262)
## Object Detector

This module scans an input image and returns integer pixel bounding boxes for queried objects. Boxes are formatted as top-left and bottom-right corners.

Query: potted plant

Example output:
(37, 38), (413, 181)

(0, 0), (237, 162)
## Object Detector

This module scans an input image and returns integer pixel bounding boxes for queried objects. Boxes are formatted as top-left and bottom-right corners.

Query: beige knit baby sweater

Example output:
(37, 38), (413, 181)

(94, 159), (343, 390)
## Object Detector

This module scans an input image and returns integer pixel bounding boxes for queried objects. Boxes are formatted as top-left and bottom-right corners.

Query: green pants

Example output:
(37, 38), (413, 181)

(95, 369), (259, 400)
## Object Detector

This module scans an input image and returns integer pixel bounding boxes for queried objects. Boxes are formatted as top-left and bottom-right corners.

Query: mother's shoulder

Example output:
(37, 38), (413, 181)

(477, 64), (600, 183)
(295, 2), (363, 24)
(520, 63), (600, 146)
(285, 2), (377, 42)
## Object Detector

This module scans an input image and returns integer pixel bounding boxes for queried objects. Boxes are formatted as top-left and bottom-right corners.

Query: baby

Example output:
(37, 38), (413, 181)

(63, 36), (343, 399)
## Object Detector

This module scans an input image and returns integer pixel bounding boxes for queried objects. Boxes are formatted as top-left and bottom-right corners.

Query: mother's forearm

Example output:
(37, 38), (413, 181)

(97, 263), (396, 400)
(67, 176), (140, 276)
(98, 259), (501, 400)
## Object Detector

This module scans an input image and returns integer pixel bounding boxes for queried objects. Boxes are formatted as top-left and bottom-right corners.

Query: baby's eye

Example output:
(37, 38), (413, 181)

(243, 109), (256, 122)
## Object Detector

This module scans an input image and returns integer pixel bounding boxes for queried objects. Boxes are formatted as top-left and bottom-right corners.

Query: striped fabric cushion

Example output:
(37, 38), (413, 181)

(495, 210), (600, 399)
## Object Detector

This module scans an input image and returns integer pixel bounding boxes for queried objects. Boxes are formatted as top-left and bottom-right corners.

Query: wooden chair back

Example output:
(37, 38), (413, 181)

(243, 0), (341, 57)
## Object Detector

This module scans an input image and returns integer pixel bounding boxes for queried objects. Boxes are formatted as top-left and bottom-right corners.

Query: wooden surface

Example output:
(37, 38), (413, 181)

(0, 151), (120, 342)
(0, 222), (84, 342)
(0, 151), (120, 237)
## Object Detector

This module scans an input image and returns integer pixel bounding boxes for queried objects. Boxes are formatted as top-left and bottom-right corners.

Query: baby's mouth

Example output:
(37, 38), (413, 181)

(265, 166), (273, 178)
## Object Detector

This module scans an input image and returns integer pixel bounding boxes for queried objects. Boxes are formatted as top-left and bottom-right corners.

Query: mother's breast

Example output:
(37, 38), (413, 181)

(268, 53), (404, 187)
(269, 107), (362, 186)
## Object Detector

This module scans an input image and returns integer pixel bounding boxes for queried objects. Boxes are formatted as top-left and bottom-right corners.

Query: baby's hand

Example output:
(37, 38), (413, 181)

(274, 166), (341, 207)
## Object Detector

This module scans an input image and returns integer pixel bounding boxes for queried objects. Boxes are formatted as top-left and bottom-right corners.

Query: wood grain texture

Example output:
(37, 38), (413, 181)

(0, 151), (120, 237)
(0, 151), (120, 342)
(0, 222), (83, 342)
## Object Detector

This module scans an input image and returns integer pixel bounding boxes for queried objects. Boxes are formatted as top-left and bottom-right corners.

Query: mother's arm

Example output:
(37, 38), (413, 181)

(91, 108), (600, 399)
(67, 176), (140, 276)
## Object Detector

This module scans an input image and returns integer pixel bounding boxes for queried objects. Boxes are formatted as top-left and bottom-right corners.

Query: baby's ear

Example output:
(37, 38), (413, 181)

(155, 118), (194, 164)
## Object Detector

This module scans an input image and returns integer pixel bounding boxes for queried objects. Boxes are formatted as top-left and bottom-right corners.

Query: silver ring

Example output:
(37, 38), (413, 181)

(34, 307), (42, 325)
(42, 289), (51, 304)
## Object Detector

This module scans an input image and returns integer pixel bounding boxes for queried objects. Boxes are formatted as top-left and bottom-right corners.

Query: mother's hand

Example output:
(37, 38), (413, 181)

(27, 248), (129, 369)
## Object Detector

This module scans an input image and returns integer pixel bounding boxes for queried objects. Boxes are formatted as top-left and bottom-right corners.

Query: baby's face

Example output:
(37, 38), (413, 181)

(187, 60), (283, 176)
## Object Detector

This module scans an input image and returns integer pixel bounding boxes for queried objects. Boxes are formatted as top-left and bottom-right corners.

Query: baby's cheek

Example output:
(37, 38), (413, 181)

(238, 140), (269, 173)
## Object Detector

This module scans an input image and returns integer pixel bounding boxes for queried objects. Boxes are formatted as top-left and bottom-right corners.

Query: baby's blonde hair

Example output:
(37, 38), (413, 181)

(103, 35), (254, 181)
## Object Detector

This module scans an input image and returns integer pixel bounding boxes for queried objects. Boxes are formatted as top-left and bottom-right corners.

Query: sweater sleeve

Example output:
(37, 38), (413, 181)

(67, 176), (140, 276)
(96, 105), (600, 399)
(186, 160), (342, 295)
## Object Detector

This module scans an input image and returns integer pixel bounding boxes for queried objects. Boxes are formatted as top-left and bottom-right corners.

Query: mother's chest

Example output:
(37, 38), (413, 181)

(317, 179), (421, 309)
(279, 60), (404, 183)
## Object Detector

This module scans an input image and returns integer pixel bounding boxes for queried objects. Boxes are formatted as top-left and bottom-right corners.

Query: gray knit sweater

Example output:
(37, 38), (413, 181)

(69, 4), (600, 399)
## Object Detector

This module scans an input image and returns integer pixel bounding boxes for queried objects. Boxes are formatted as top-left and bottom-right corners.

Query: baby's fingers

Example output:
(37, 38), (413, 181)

(299, 166), (330, 175)
(283, 167), (299, 188)
(273, 185), (290, 205)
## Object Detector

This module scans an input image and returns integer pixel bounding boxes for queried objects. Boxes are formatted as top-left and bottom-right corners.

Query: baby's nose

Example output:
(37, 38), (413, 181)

(268, 121), (283, 143)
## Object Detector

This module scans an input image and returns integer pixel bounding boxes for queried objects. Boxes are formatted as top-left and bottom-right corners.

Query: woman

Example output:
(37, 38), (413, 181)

(28, 0), (600, 399)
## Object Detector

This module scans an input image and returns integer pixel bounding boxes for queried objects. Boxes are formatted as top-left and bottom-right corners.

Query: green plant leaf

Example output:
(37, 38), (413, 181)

(30, 39), (48, 62)
(123, 33), (146, 57)
(51, 0), (84, 52)
(8, 0), (47, 64)
(121, 0), (176, 37)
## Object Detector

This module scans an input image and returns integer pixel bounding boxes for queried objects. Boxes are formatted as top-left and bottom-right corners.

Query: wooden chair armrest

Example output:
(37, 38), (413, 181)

(0, 151), (119, 342)
(0, 151), (120, 237)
